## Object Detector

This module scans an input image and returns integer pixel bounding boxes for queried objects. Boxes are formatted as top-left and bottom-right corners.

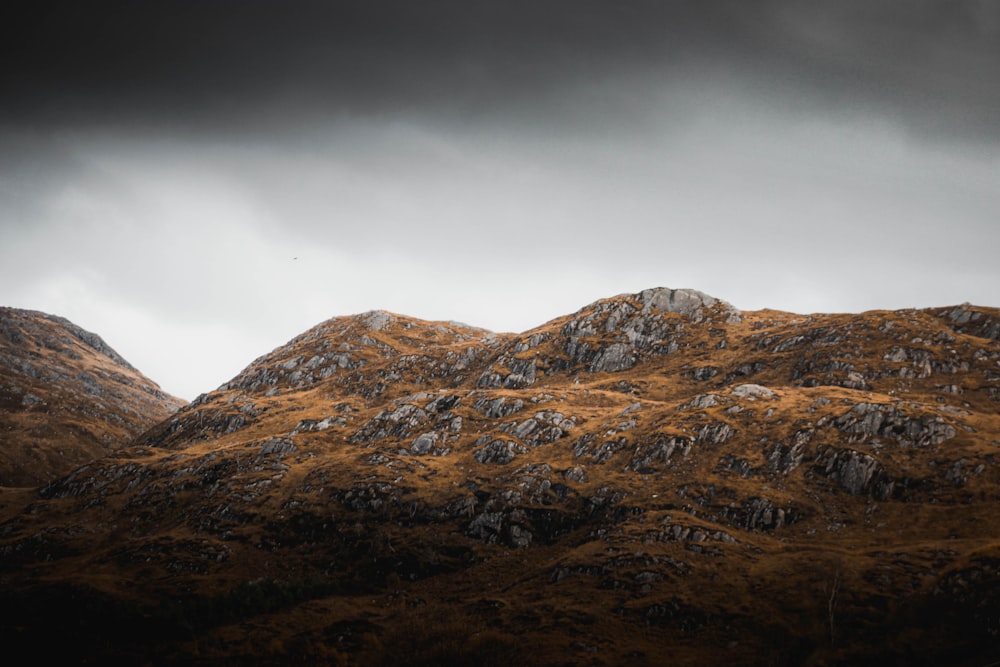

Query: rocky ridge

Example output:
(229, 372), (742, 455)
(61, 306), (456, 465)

(1, 288), (999, 665)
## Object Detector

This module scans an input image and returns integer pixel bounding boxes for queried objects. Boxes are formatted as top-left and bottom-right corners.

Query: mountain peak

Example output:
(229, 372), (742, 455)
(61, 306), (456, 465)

(354, 309), (397, 331)
(637, 286), (742, 322)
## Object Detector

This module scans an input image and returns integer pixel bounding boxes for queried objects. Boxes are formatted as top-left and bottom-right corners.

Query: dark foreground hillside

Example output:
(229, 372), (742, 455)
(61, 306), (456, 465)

(2, 288), (999, 665)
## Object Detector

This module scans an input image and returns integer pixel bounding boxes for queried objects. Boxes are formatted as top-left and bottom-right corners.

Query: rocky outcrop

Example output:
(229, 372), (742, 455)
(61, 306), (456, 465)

(627, 437), (693, 472)
(473, 438), (528, 464)
(766, 432), (813, 475)
(473, 396), (525, 419)
(730, 383), (776, 399)
(588, 343), (638, 373)
(351, 393), (464, 445)
(696, 421), (735, 445)
(555, 288), (741, 376)
(721, 497), (796, 531)
(637, 287), (742, 324)
(352, 403), (429, 443)
(476, 355), (537, 388)
(935, 305), (1000, 341)
(833, 402), (957, 447)
(815, 447), (895, 499)
(498, 410), (575, 447)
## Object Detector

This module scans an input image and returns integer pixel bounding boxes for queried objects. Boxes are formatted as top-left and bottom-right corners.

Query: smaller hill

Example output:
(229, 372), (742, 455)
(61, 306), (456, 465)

(0, 308), (186, 486)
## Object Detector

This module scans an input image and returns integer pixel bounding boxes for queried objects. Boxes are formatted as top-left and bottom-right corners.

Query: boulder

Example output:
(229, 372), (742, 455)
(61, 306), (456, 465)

(731, 384), (776, 399)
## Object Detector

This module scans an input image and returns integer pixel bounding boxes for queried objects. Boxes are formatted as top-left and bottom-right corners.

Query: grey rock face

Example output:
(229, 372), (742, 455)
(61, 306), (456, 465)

(508, 523), (533, 548)
(818, 448), (894, 499)
(619, 402), (642, 416)
(731, 384), (776, 399)
(357, 310), (395, 331)
(686, 394), (720, 409)
(639, 287), (742, 324)
(718, 454), (757, 478)
(410, 432), (438, 455)
(473, 439), (528, 464)
(510, 418), (539, 441)
(219, 413), (249, 434)
(938, 305), (1000, 340)
(467, 511), (504, 542)
(504, 358), (537, 388)
(513, 332), (550, 353)
(575, 436), (629, 464)
(466, 510), (534, 547)
(645, 524), (738, 545)
(766, 431), (813, 475)
(884, 347), (909, 363)
(473, 396), (525, 419)
(225, 348), (359, 392)
(258, 438), (297, 456)
(351, 403), (428, 442)
(696, 422), (735, 445)
(738, 497), (790, 530)
(476, 356), (537, 389)
(627, 437), (692, 472)
(425, 393), (461, 413)
(475, 369), (504, 389)
(842, 371), (869, 390)
(698, 494), (797, 532)
(20, 392), (43, 407)
(693, 366), (719, 381)
(443, 346), (481, 374)
(589, 343), (638, 373)
(291, 416), (345, 434)
(500, 411), (574, 447)
(554, 288), (740, 377)
(834, 402), (957, 447)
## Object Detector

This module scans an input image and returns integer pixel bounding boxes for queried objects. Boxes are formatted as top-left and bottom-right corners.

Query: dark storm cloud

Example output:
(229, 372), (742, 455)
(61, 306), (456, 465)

(2, 1), (997, 398)
(3, 1), (998, 142)
(2, 0), (683, 125)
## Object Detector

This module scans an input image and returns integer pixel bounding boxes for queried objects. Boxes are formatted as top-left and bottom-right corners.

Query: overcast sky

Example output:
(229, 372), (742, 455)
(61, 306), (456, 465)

(2, 1), (998, 400)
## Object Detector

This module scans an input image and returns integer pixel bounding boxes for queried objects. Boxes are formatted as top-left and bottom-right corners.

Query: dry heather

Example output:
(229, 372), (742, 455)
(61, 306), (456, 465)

(1, 288), (999, 665)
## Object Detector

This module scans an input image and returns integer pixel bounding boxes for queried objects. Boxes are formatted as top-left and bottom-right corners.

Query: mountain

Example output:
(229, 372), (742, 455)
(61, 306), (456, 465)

(1, 288), (999, 665)
(0, 307), (186, 486)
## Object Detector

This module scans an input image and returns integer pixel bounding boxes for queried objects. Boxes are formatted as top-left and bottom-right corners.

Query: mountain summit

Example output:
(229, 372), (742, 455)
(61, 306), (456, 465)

(1, 289), (999, 665)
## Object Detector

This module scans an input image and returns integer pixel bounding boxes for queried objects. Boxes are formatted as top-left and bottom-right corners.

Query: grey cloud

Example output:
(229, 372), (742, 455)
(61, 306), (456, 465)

(2, 1), (997, 145)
